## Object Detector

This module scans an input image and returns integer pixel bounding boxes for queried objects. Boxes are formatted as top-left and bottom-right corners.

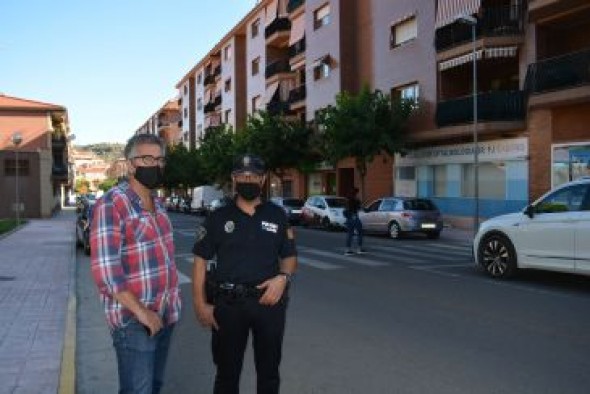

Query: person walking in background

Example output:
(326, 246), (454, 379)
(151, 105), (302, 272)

(90, 134), (181, 394)
(192, 154), (297, 394)
(344, 187), (366, 256)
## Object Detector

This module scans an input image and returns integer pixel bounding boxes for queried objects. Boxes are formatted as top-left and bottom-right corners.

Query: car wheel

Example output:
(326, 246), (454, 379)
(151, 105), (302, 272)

(478, 233), (517, 278)
(83, 237), (91, 256)
(388, 222), (402, 239)
(426, 231), (441, 239)
(321, 217), (331, 230)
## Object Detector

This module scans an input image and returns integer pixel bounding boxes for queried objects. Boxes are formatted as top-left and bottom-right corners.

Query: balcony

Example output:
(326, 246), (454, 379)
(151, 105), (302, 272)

(51, 135), (66, 149)
(213, 65), (222, 79)
(525, 48), (590, 94)
(435, 5), (524, 52)
(287, 0), (305, 13)
(288, 85), (306, 105)
(204, 73), (215, 86)
(436, 90), (525, 128)
(265, 17), (291, 47)
(289, 39), (306, 59)
(267, 99), (293, 116)
(266, 59), (292, 79)
(204, 102), (217, 114)
(51, 163), (69, 179)
(529, 0), (590, 22)
(213, 94), (222, 107)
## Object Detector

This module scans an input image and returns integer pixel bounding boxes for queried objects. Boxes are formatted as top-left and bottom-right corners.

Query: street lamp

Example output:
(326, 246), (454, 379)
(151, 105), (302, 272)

(11, 132), (23, 225)
(456, 14), (479, 234)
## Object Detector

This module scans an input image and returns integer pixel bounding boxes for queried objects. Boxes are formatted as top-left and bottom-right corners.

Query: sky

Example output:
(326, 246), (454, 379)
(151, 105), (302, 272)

(0, 0), (258, 146)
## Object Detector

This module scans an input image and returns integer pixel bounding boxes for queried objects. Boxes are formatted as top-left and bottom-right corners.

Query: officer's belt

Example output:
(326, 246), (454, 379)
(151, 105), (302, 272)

(214, 282), (263, 298)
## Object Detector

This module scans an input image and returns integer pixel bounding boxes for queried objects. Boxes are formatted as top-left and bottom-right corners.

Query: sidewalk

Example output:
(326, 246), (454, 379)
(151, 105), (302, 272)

(0, 210), (76, 394)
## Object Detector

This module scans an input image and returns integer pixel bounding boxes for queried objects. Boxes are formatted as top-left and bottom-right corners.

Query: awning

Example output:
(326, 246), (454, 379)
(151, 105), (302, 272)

(289, 14), (305, 46)
(435, 0), (481, 29)
(265, 81), (280, 103)
(204, 89), (212, 104)
(438, 49), (483, 71)
(266, 0), (278, 26)
(485, 46), (518, 58)
(311, 55), (332, 68)
(390, 13), (415, 27)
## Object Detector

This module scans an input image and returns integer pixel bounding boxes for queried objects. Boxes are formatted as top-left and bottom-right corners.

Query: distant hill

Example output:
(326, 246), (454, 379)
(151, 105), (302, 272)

(76, 143), (125, 163)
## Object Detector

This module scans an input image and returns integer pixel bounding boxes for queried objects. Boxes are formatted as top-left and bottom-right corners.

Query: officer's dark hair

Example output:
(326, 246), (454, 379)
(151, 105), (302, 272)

(124, 134), (166, 160)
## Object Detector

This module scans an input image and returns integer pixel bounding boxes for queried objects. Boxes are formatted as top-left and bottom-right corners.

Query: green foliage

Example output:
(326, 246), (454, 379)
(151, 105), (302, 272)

(76, 143), (125, 162)
(162, 143), (206, 191)
(317, 86), (414, 196)
(197, 125), (239, 188)
(240, 111), (314, 178)
(98, 178), (118, 192)
(0, 219), (23, 235)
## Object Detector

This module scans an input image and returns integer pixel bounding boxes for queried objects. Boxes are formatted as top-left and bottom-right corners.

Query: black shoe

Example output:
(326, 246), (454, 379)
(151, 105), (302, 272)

(356, 248), (367, 254)
(344, 250), (354, 256)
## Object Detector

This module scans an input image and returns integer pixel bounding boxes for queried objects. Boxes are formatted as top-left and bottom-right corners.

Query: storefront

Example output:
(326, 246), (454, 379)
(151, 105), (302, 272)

(551, 142), (590, 187)
(394, 137), (529, 220)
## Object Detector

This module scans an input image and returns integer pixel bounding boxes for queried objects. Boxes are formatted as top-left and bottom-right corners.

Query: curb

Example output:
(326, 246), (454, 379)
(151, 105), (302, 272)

(0, 220), (28, 241)
(58, 226), (77, 394)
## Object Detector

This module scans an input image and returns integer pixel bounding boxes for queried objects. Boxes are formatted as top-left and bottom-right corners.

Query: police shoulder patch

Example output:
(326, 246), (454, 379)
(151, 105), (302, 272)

(195, 225), (207, 242)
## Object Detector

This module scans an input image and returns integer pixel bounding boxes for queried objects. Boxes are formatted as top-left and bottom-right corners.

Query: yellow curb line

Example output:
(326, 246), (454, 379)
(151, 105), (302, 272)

(59, 227), (77, 394)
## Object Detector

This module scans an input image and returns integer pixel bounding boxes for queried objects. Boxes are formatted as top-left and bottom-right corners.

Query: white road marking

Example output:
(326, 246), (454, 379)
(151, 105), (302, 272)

(297, 246), (389, 267)
(367, 244), (467, 262)
(297, 256), (342, 270)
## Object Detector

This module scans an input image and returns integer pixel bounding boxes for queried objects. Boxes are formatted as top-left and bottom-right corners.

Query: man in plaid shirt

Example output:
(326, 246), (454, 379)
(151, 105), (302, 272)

(91, 134), (181, 394)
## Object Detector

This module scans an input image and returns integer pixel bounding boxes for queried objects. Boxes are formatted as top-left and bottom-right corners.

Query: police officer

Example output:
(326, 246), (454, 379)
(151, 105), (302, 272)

(192, 154), (297, 394)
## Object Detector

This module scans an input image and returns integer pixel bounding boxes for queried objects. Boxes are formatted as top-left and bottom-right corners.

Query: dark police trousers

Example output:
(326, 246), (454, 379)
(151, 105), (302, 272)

(212, 288), (287, 394)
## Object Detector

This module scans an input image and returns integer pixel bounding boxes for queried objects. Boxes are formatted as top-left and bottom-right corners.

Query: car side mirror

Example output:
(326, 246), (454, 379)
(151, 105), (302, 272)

(524, 204), (535, 219)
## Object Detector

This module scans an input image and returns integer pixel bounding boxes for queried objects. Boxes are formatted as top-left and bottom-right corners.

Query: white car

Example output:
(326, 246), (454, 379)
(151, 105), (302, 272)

(301, 195), (348, 229)
(473, 177), (590, 278)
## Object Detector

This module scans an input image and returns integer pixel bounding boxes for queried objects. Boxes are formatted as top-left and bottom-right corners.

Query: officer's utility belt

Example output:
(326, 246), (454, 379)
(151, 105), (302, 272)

(211, 282), (264, 300)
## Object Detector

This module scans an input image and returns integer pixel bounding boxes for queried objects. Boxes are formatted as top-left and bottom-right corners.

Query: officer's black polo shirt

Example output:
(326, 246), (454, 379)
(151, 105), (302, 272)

(192, 200), (296, 284)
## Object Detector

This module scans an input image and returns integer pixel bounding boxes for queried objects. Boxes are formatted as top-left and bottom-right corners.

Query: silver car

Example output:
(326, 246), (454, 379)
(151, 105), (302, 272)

(360, 197), (443, 239)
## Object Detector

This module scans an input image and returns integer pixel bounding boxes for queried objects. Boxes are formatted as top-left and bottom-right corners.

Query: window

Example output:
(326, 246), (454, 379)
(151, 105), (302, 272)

(535, 184), (589, 213)
(224, 45), (232, 61)
(552, 144), (590, 187)
(462, 162), (506, 198)
(224, 109), (232, 123)
(393, 83), (419, 104)
(252, 95), (261, 112)
(4, 159), (30, 176)
(367, 200), (382, 212)
(183, 85), (188, 95)
(183, 108), (188, 118)
(252, 57), (260, 76)
(390, 16), (417, 48)
(197, 73), (202, 84)
(397, 166), (415, 180)
(433, 165), (447, 197)
(313, 57), (331, 80)
(224, 78), (232, 92)
(197, 98), (202, 110)
(251, 19), (260, 38)
(314, 3), (331, 30)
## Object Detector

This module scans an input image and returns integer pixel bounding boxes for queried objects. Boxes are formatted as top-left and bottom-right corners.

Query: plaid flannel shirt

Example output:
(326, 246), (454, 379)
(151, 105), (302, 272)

(90, 182), (181, 329)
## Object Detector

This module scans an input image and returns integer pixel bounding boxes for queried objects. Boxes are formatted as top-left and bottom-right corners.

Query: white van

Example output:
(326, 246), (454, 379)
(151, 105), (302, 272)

(190, 186), (224, 214)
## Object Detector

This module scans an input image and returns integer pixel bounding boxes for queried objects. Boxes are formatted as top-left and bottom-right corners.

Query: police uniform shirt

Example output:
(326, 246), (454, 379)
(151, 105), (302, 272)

(192, 200), (296, 284)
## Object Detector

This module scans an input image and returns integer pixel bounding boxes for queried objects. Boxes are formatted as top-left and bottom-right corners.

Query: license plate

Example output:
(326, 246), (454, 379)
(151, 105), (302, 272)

(421, 223), (436, 229)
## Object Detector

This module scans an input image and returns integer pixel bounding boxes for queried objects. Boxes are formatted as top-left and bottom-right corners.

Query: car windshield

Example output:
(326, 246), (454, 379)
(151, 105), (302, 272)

(283, 198), (304, 208)
(403, 199), (437, 211)
(325, 198), (348, 208)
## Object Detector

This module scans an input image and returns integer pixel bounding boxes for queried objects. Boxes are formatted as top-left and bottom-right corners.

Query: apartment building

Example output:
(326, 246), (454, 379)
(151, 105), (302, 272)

(135, 99), (182, 146)
(169, 0), (590, 224)
(0, 94), (73, 218)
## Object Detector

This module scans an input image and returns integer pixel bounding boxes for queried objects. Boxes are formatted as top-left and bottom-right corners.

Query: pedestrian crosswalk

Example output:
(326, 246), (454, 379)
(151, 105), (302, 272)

(175, 241), (474, 276)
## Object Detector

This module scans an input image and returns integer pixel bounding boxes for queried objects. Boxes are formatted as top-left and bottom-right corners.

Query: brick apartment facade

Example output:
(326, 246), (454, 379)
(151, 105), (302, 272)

(143, 0), (590, 225)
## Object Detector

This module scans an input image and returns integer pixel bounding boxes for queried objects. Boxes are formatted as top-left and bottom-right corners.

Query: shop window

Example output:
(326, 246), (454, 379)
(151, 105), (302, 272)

(433, 165), (447, 197)
(4, 159), (30, 176)
(462, 162), (506, 199)
(552, 144), (590, 187)
(397, 166), (415, 180)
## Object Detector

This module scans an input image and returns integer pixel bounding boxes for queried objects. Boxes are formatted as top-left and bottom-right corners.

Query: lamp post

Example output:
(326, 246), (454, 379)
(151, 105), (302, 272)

(11, 132), (23, 225)
(456, 14), (479, 234)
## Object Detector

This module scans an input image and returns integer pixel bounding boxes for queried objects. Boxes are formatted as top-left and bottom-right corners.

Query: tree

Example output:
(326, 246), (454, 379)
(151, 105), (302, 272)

(163, 144), (192, 194)
(75, 178), (91, 195)
(197, 125), (239, 189)
(317, 86), (414, 199)
(241, 111), (314, 180)
(98, 178), (118, 192)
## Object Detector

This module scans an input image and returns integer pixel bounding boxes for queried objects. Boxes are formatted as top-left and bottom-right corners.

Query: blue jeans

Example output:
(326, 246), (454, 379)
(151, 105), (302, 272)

(111, 320), (175, 394)
(345, 214), (363, 249)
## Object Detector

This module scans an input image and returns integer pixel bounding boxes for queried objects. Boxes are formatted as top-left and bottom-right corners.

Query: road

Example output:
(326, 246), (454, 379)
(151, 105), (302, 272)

(77, 212), (590, 394)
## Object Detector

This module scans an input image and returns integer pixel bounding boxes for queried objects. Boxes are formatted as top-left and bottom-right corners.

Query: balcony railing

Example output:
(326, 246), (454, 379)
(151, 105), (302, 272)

(213, 94), (222, 107)
(265, 17), (291, 39)
(213, 65), (222, 77)
(267, 99), (292, 115)
(288, 85), (306, 103)
(289, 38), (306, 58)
(204, 102), (216, 113)
(435, 5), (524, 52)
(266, 59), (292, 79)
(204, 73), (215, 86)
(52, 164), (68, 177)
(524, 48), (590, 94)
(51, 135), (66, 149)
(436, 90), (525, 127)
(287, 0), (305, 13)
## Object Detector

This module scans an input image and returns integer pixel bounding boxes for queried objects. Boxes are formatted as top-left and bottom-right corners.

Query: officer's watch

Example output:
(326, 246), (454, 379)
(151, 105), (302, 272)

(278, 271), (293, 283)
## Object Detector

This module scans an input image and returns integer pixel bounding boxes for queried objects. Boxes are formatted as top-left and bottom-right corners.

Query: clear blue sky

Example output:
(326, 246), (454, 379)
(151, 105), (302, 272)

(0, 0), (258, 145)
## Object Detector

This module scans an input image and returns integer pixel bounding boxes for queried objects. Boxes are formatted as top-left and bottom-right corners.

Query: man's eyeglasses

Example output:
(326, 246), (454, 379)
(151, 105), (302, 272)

(132, 155), (166, 166)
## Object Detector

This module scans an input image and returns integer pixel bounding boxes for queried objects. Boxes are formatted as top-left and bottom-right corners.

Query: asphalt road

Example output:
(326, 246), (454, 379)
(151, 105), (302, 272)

(77, 211), (590, 394)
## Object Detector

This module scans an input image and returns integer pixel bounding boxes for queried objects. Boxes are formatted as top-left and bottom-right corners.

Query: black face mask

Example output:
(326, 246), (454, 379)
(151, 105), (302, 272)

(134, 166), (163, 189)
(236, 182), (261, 201)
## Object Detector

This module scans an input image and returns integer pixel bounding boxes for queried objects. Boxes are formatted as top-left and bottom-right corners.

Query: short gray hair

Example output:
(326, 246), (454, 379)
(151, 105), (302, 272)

(124, 134), (166, 160)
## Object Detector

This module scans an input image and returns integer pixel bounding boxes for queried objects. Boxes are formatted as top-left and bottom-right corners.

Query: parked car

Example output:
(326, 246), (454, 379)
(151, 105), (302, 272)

(270, 197), (305, 224)
(473, 177), (590, 279)
(359, 197), (443, 239)
(76, 199), (95, 256)
(179, 197), (192, 214)
(301, 195), (348, 229)
(207, 196), (233, 214)
(191, 185), (224, 215)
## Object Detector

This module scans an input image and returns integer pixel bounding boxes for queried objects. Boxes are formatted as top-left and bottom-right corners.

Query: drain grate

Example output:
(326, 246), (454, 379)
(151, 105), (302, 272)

(0, 276), (16, 281)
